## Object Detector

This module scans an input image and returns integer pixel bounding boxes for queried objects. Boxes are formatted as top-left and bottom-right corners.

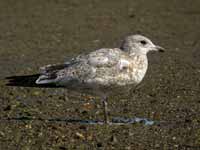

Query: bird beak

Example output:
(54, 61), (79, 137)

(153, 45), (165, 52)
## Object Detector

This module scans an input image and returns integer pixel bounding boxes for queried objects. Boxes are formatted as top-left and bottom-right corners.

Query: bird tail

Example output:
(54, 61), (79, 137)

(35, 74), (57, 84)
(35, 63), (68, 85)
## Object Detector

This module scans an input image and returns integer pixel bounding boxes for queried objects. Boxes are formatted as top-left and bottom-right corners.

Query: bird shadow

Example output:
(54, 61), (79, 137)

(5, 74), (62, 88)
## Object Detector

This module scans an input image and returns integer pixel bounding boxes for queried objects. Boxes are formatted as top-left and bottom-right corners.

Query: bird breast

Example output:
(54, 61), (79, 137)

(117, 55), (148, 85)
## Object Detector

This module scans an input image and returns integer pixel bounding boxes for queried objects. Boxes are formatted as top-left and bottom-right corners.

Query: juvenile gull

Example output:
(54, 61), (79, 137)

(36, 34), (164, 124)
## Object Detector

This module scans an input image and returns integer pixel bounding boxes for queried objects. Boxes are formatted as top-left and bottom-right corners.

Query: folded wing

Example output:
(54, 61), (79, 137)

(35, 48), (123, 85)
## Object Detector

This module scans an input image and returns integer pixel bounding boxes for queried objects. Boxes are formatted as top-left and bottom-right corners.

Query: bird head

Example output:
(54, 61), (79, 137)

(120, 35), (164, 55)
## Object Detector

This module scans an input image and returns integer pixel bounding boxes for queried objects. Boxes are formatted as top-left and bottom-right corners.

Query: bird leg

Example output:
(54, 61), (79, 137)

(102, 96), (109, 124)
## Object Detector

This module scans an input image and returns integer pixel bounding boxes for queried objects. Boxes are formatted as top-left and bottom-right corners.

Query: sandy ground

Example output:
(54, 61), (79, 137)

(0, 0), (200, 149)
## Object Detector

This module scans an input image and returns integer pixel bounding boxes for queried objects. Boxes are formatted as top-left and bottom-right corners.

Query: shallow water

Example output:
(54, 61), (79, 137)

(2, 116), (155, 126)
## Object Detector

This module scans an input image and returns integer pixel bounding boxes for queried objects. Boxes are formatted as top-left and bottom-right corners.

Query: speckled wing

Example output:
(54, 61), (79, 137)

(35, 48), (123, 85)
(87, 48), (122, 67)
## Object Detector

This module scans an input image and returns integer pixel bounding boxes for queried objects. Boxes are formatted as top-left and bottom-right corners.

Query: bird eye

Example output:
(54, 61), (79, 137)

(140, 40), (147, 45)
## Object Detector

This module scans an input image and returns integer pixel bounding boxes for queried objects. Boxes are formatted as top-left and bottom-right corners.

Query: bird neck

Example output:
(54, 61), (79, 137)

(129, 50), (147, 57)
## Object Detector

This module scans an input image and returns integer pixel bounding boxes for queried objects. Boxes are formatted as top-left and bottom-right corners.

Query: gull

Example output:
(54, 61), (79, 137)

(35, 34), (164, 124)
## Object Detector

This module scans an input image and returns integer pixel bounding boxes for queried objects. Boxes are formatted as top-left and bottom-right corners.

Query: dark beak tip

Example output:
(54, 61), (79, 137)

(158, 49), (165, 52)
(156, 46), (165, 52)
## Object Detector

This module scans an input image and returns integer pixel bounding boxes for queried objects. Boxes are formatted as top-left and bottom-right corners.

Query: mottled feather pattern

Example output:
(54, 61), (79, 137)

(36, 48), (148, 86)
(36, 35), (163, 89)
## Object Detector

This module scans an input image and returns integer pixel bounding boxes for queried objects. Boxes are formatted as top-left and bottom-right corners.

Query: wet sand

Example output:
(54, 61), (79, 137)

(0, 0), (200, 149)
